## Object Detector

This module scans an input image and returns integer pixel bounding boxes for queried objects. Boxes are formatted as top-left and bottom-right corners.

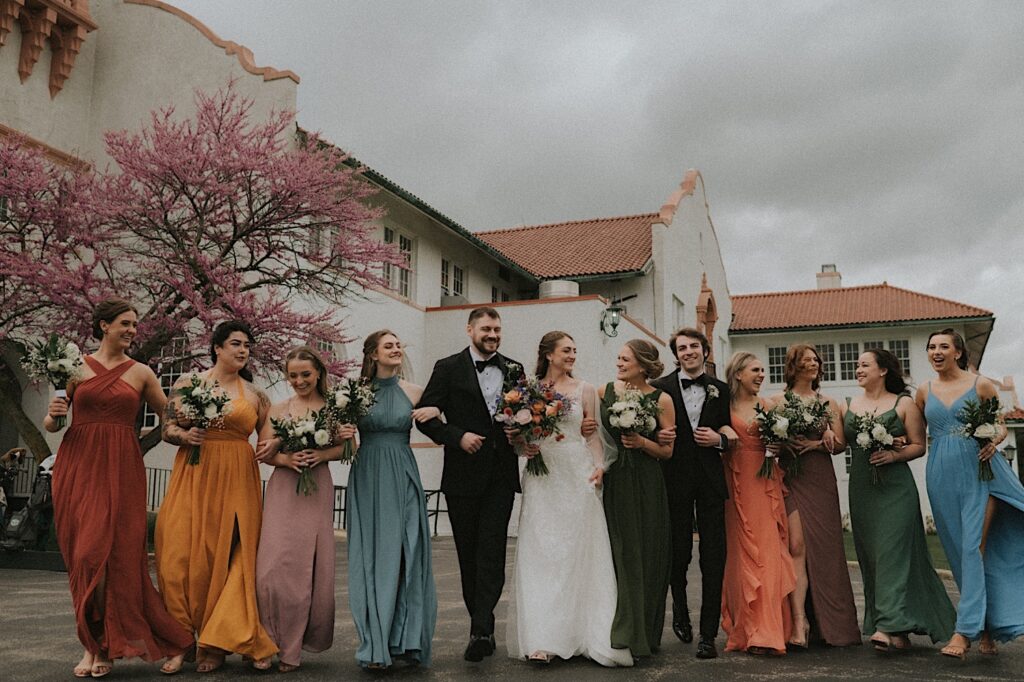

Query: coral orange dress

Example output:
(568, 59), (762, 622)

(52, 357), (193, 660)
(721, 411), (795, 654)
(155, 392), (277, 660)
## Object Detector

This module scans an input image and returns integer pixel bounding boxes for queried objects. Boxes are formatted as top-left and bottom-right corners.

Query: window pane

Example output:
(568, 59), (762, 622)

(441, 259), (450, 296)
(453, 265), (464, 296)
(889, 339), (910, 375)
(863, 340), (884, 350)
(768, 346), (787, 384)
(839, 342), (859, 380)
(491, 286), (498, 303)
(818, 343), (836, 382)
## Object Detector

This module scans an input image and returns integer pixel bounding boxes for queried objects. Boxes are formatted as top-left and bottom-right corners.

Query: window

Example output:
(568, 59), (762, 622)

(452, 264), (464, 297)
(888, 339), (910, 375)
(498, 265), (511, 282)
(0, 195), (9, 220)
(307, 224), (324, 255)
(491, 286), (498, 303)
(673, 295), (686, 329)
(863, 340), (884, 351)
(143, 336), (190, 429)
(839, 342), (859, 381)
(817, 343), (836, 382)
(382, 227), (415, 298)
(768, 346), (787, 384)
(501, 291), (510, 302)
(441, 259), (450, 296)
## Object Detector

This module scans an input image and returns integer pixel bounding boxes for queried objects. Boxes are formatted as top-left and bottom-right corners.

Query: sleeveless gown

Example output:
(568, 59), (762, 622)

(600, 383), (672, 656)
(508, 382), (633, 666)
(155, 391), (277, 660)
(924, 381), (1024, 641)
(845, 396), (954, 641)
(721, 411), (795, 654)
(348, 375), (437, 667)
(52, 357), (193, 660)
(256, 434), (336, 666)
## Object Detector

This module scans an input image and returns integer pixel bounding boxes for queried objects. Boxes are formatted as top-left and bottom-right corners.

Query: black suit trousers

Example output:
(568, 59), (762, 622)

(667, 461), (726, 640)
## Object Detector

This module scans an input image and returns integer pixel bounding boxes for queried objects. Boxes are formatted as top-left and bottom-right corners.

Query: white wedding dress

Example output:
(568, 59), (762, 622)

(507, 381), (633, 667)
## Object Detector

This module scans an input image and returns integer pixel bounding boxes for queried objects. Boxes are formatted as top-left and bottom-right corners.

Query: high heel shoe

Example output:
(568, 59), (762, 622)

(788, 618), (810, 649)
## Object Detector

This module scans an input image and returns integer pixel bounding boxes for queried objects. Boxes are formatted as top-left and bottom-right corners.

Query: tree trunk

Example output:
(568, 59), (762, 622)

(0, 355), (52, 461)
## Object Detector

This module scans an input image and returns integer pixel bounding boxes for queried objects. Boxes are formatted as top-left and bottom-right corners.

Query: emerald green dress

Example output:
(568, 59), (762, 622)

(845, 396), (955, 641)
(600, 383), (672, 656)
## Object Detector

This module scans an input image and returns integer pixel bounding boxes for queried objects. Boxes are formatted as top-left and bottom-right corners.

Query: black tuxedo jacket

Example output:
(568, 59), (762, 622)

(416, 348), (525, 497)
(652, 369), (731, 500)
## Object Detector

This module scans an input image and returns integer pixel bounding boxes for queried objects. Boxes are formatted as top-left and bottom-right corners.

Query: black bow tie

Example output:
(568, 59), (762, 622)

(475, 356), (500, 373)
(681, 375), (706, 390)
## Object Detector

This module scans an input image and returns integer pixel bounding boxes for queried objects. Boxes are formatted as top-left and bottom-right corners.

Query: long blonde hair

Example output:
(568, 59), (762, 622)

(725, 351), (759, 404)
(284, 346), (330, 399)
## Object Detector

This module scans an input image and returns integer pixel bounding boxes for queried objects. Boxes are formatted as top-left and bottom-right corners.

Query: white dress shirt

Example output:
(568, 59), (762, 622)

(680, 373), (707, 431)
(469, 346), (503, 416)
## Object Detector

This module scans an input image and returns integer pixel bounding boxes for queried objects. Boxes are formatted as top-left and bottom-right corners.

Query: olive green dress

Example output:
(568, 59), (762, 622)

(845, 396), (955, 641)
(600, 383), (672, 656)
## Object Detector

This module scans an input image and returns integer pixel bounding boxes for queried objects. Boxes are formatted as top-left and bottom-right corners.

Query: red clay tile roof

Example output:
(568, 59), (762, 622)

(478, 213), (657, 279)
(731, 283), (993, 332)
(1005, 408), (1024, 421)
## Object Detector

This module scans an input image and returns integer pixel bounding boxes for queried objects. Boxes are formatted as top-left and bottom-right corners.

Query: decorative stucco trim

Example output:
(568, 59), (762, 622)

(0, 121), (91, 170)
(659, 168), (703, 226)
(124, 0), (300, 84)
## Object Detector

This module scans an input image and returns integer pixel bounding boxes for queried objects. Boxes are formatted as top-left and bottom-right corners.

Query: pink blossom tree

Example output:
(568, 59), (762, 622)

(1, 84), (401, 457)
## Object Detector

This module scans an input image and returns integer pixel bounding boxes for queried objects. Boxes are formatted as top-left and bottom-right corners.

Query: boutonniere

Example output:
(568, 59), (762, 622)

(504, 361), (522, 377)
(706, 384), (720, 400)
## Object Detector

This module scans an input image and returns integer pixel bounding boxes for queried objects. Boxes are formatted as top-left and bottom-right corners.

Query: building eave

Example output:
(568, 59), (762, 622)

(729, 315), (996, 336)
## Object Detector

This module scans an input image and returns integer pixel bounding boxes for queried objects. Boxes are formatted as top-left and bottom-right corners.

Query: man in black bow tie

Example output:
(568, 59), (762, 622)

(416, 307), (524, 662)
(653, 327), (734, 659)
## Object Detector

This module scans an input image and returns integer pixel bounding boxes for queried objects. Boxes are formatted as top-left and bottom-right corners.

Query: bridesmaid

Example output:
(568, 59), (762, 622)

(46, 298), (193, 678)
(347, 330), (438, 669)
(157, 320), (278, 673)
(843, 349), (954, 651)
(720, 352), (795, 655)
(254, 346), (354, 672)
(916, 329), (1024, 659)
(770, 344), (859, 647)
(598, 339), (675, 656)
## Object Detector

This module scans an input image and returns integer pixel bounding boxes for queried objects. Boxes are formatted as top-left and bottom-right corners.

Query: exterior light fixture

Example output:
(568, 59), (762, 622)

(601, 305), (623, 337)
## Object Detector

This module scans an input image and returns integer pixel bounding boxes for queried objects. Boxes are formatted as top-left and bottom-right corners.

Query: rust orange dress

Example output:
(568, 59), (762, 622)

(155, 391), (277, 660)
(721, 411), (796, 654)
(52, 357), (193, 660)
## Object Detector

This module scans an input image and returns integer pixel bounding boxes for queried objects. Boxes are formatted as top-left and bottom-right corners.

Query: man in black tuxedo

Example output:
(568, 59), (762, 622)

(416, 307), (524, 662)
(652, 327), (733, 659)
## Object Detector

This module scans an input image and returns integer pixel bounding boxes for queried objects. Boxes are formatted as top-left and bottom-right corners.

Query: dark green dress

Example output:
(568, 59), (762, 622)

(845, 395), (955, 641)
(600, 383), (672, 656)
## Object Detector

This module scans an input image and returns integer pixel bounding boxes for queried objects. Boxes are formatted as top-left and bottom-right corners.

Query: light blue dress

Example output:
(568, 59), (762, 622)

(924, 380), (1024, 641)
(348, 375), (437, 666)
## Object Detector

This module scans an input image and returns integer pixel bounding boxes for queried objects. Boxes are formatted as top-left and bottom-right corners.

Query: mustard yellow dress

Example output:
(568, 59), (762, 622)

(155, 395), (277, 659)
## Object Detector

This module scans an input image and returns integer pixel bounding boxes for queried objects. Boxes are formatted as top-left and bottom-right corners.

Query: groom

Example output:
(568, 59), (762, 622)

(417, 307), (524, 662)
(653, 327), (732, 659)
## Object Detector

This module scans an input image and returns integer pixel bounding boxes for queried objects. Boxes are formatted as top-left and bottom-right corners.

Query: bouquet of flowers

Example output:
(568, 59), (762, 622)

(958, 397), (1003, 481)
(175, 374), (233, 465)
(605, 388), (662, 463)
(849, 410), (896, 485)
(752, 401), (789, 478)
(323, 378), (376, 464)
(774, 391), (832, 478)
(20, 334), (84, 429)
(270, 411), (332, 495)
(494, 376), (571, 476)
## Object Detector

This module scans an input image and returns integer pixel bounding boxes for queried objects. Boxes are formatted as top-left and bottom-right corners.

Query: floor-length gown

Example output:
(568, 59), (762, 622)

(721, 412), (795, 654)
(348, 375), (437, 667)
(256, 461), (335, 666)
(508, 382), (633, 667)
(52, 357), (193, 660)
(924, 381), (1024, 641)
(600, 383), (672, 657)
(782, 403), (861, 646)
(846, 396), (955, 642)
(155, 392), (277, 660)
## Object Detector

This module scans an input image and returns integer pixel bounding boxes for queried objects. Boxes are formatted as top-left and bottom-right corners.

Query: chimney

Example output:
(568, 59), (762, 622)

(816, 264), (842, 289)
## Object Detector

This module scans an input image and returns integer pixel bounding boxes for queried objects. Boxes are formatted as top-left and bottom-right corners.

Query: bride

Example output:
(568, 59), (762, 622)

(506, 331), (633, 667)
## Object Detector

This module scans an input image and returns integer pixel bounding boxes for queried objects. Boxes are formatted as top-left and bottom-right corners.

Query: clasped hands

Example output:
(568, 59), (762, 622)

(254, 423), (357, 464)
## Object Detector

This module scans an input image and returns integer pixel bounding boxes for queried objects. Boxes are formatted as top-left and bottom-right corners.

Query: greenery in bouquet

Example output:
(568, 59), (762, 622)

(958, 397), (1003, 481)
(20, 333), (84, 429)
(175, 374), (233, 465)
(324, 378), (376, 464)
(605, 387), (662, 462)
(270, 411), (332, 495)
(774, 391), (832, 478)
(752, 401), (789, 479)
(494, 376), (571, 476)
(849, 410), (896, 485)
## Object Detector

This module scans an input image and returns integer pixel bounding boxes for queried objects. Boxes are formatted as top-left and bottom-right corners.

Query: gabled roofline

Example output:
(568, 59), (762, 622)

(729, 315), (996, 335)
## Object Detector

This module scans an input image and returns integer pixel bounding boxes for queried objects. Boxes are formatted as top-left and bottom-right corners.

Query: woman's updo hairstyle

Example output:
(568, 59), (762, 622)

(361, 329), (399, 380)
(91, 298), (137, 340)
(624, 339), (664, 380)
(210, 320), (255, 382)
(535, 331), (574, 379)
(927, 328), (969, 371)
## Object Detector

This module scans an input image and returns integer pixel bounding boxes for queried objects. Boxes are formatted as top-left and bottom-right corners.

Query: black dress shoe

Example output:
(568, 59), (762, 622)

(464, 634), (496, 662)
(672, 618), (693, 643)
(695, 636), (718, 659)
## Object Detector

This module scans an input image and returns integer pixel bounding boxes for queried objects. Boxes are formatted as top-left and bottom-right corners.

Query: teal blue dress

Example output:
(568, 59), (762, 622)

(348, 375), (437, 666)
(924, 380), (1024, 642)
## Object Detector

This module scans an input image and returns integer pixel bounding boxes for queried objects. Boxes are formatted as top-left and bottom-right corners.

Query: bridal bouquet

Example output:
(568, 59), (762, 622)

(494, 376), (571, 476)
(849, 411), (896, 485)
(175, 374), (233, 465)
(605, 388), (661, 462)
(752, 402), (789, 478)
(958, 397), (1003, 481)
(21, 334), (84, 430)
(323, 378), (376, 464)
(774, 391), (832, 478)
(270, 411), (332, 495)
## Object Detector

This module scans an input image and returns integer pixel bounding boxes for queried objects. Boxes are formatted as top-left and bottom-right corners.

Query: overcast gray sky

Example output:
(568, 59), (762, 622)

(173, 0), (1023, 384)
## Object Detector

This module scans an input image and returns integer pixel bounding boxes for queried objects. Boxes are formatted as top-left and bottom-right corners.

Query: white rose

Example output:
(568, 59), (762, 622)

(299, 420), (316, 435)
(871, 424), (888, 441)
(856, 432), (872, 448)
(314, 429), (331, 446)
(57, 358), (74, 372)
(973, 423), (997, 440)
(611, 401), (628, 412)
(771, 417), (789, 439)
(618, 410), (637, 429)
(334, 390), (350, 409)
(802, 412), (813, 423)
(204, 403), (219, 420)
(881, 433), (894, 446)
(514, 409), (532, 426)
(609, 415), (621, 428)
(66, 343), (81, 358)
(47, 359), (62, 373)
(645, 416), (657, 432)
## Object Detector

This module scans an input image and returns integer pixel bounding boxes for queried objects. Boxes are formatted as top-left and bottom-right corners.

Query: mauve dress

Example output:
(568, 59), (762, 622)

(52, 357), (193, 660)
(256, 443), (336, 666)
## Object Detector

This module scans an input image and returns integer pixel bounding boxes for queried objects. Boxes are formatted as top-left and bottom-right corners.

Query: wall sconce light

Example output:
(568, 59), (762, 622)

(601, 305), (623, 337)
